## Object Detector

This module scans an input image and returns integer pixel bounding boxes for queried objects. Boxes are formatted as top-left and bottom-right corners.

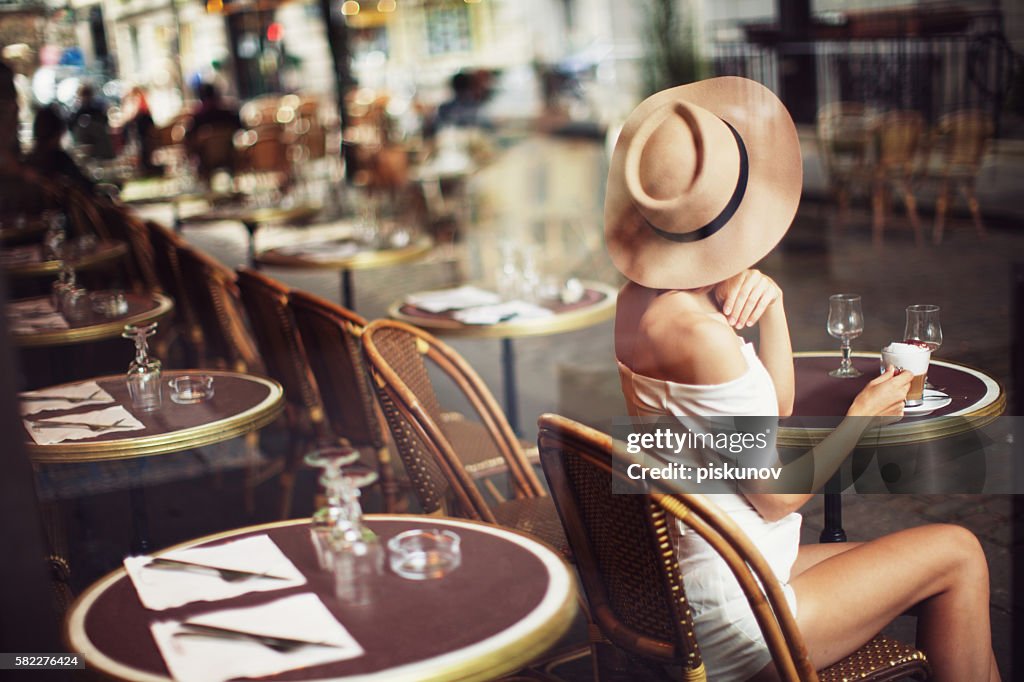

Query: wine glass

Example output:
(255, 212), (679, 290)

(826, 294), (864, 378)
(905, 304), (942, 388)
(122, 322), (162, 412)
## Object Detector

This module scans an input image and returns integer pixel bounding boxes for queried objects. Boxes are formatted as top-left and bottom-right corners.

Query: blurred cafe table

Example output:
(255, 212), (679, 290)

(65, 515), (577, 682)
(390, 282), (617, 433)
(0, 239), (128, 279)
(781, 352), (1006, 542)
(9, 291), (173, 348)
(184, 203), (322, 264)
(23, 370), (284, 552)
(255, 234), (433, 311)
(119, 178), (243, 232)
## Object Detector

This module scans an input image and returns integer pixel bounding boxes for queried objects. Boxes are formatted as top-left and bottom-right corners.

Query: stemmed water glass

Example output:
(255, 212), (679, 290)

(827, 294), (864, 378)
(305, 447), (382, 605)
(905, 304), (942, 388)
(122, 322), (162, 412)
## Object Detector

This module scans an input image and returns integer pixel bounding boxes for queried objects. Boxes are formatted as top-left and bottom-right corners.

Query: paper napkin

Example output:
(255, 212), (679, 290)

(125, 534), (306, 610)
(405, 285), (501, 313)
(151, 593), (364, 682)
(24, 405), (143, 445)
(20, 381), (115, 415)
(452, 300), (554, 325)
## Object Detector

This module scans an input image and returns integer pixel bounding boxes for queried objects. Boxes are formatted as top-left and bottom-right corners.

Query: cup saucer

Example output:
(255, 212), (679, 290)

(904, 389), (951, 416)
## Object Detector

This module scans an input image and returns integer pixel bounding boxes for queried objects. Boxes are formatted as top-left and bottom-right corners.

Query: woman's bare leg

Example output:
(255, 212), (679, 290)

(791, 523), (998, 682)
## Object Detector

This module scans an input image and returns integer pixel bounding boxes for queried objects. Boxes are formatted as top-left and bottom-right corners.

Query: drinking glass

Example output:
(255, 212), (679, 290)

(904, 304), (941, 388)
(904, 305), (942, 352)
(122, 322), (162, 412)
(826, 294), (864, 378)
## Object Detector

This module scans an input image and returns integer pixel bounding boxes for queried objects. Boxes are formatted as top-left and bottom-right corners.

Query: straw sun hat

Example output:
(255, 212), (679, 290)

(604, 76), (802, 290)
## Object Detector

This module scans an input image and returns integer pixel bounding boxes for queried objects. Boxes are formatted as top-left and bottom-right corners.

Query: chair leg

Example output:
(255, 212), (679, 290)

(895, 177), (923, 246)
(871, 179), (886, 249)
(933, 178), (951, 244)
(836, 185), (850, 231)
(960, 181), (987, 240)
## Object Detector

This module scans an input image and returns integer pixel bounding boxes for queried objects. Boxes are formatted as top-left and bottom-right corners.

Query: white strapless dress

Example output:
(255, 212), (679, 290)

(617, 342), (801, 681)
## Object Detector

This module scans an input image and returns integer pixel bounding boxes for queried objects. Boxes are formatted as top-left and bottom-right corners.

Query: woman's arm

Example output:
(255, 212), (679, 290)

(714, 270), (794, 416)
(743, 366), (914, 521)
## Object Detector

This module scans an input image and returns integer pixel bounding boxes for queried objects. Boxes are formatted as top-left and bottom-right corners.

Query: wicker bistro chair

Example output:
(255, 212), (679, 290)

(146, 221), (203, 365)
(360, 319), (567, 555)
(871, 110), (927, 247)
(288, 290), (402, 512)
(931, 109), (993, 244)
(236, 269), (334, 517)
(174, 245), (261, 374)
(537, 414), (931, 682)
(816, 102), (878, 227)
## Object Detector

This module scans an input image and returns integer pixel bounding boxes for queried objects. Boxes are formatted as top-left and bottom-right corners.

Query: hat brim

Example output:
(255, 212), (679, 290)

(604, 77), (803, 290)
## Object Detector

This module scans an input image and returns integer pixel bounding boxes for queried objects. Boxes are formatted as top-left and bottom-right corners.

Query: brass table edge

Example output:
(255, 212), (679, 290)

(64, 515), (578, 682)
(388, 280), (618, 339)
(28, 371), (284, 463)
(254, 238), (433, 271)
(12, 293), (174, 348)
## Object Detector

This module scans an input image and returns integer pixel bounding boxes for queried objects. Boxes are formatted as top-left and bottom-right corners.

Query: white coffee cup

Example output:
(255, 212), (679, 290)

(880, 341), (931, 407)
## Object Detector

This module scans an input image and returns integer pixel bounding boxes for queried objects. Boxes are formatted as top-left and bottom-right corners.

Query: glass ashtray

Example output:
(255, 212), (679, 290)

(387, 529), (461, 580)
(168, 375), (215, 404)
(91, 291), (128, 318)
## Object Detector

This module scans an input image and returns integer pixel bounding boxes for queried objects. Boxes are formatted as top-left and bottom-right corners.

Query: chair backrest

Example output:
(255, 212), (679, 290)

(874, 110), (925, 170)
(192, 124), (238, 179)
(235, 269), (327, 433)
(146, 221), (202, 356)
(816, 102), (876, 168)
(89, 197), (160, 292)
(537, 414), (818, 682)
(361, 319), (543, 517)
(175, 245), (261, 372)
(936, 109), (993, 170)
(288, 289), (383, 449)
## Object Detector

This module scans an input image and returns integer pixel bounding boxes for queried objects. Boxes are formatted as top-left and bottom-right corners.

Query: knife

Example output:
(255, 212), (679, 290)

(175, 622), (343, 651)
(146, 557), (291, 581)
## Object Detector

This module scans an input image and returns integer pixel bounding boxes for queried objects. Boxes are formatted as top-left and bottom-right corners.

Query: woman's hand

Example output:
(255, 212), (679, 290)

(848, 366), (914, 423)
(714, 269), (783, 329)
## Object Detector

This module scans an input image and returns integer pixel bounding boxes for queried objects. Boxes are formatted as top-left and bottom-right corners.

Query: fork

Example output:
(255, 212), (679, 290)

(28, 418), (128, 432)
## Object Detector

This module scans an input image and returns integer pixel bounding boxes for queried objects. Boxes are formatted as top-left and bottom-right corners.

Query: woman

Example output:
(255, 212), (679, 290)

(607, 77), (998, 682)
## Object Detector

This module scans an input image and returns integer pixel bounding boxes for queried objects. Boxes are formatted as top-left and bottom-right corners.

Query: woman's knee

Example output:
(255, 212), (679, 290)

(928, 523), (989, 584)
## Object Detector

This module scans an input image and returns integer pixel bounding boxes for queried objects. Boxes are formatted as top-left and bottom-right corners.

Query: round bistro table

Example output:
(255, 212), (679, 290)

(24, 370), (284, 552)
(389, 281), (618, 433)
(184, 204), (322, 265)
(255, 235), (433, 311)
(782, 352), (1005, 542)
(0, 240), (128, 279)
(9, 291), (173, 348)
(65, 515), (578, 682)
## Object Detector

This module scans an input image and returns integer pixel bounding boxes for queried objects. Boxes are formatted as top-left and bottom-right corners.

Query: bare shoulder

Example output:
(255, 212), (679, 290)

(633, 294), (748, 385)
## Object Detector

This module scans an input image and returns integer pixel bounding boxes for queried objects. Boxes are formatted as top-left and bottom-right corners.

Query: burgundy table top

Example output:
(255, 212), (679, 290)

(790, 353), (1002, 419)
(9, 291), (173, 347)
(66, 516), (577, 682)
(779, 352), (1005, 447)
(24, 370), (284, 463)
(390, 282), (617, 340)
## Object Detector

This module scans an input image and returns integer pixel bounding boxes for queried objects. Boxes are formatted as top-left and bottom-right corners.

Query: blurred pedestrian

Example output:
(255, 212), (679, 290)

(25, 105), (95, 193)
